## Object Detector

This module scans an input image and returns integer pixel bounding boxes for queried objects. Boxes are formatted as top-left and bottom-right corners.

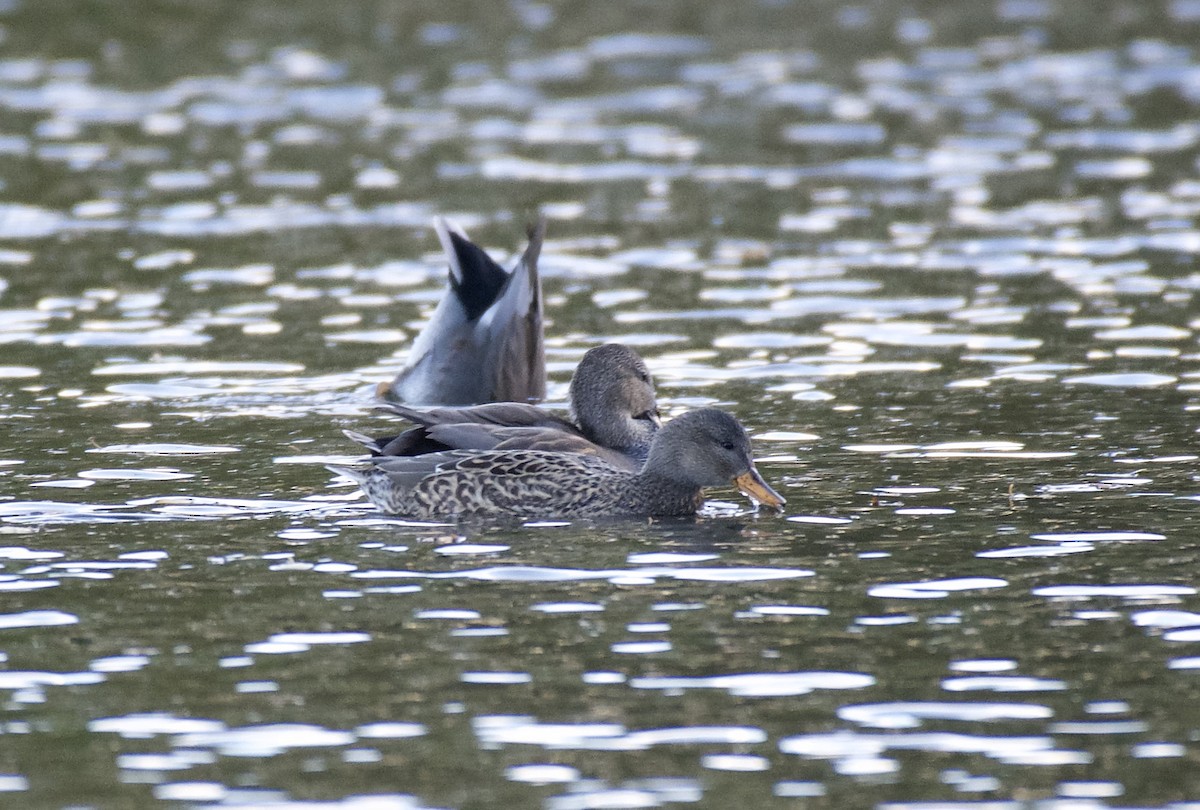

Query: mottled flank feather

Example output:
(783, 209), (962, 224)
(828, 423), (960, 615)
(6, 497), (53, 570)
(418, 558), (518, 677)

(330, 449), (685, 519)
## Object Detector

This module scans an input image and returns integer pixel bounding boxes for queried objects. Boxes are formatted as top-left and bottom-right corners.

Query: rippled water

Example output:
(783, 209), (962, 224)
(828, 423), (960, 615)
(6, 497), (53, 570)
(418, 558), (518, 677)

(4, 0), (1200, 807)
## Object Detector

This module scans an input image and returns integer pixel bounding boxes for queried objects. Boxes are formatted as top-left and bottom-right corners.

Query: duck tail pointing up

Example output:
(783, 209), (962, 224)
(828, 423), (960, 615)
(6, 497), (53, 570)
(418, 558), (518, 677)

(435, 217), (510, 322)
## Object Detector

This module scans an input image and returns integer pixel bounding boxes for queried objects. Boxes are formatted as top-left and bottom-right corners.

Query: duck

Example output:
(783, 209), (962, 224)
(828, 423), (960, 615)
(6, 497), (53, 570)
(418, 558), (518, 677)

(348, 343), (660, 471)
(327, 408), (785, 520)
(380, 216), (545, 405)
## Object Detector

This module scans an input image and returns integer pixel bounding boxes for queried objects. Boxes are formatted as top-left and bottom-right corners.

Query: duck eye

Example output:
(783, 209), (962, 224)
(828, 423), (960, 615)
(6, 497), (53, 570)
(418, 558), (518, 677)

(720, 441), (736, 451)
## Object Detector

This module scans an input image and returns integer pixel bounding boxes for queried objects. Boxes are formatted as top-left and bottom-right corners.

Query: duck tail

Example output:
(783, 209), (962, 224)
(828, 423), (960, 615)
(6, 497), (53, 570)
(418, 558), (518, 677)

(371, 400), (428, 424)
(485, 214), (546, 403)
(435, 217), (509, 322)
(342, 429), (383, 454)
(326, 464), (368, 485)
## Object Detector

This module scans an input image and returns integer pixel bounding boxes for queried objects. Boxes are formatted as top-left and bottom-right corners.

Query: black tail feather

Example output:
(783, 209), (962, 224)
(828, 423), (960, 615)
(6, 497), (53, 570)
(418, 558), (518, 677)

(447, 231), (510, 321)
(374, 426), (456, 457)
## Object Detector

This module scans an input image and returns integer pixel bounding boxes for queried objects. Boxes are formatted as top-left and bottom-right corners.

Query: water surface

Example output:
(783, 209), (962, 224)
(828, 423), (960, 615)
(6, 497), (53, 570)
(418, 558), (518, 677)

(3, 0), (1200, 807)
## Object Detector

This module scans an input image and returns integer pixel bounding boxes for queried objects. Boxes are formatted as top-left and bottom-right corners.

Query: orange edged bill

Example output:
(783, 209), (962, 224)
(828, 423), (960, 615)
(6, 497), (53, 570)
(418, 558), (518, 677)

(733, 468), (786, 512)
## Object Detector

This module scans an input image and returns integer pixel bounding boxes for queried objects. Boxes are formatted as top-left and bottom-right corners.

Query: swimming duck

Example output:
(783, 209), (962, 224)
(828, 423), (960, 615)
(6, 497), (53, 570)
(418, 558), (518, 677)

(381, 217), (545, 405)
(349, 343), (660, 471)
(328, 408), (785, 519)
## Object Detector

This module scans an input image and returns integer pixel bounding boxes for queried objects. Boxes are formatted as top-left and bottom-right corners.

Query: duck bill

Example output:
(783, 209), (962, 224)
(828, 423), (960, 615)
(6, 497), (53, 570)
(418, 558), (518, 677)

(733, 468), (786, 512)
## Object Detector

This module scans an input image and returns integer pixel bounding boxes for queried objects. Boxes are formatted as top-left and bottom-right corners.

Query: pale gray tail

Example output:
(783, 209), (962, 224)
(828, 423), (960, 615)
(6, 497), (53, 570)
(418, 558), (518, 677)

(325, 464), (368, 485)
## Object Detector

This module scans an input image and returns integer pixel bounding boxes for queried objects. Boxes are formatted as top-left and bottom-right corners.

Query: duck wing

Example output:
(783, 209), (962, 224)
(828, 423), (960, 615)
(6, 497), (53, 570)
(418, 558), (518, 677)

(347, 418), (637, 469)
(356, 400), (580, 458)
(342, 427), (452, 457)
(374, 400), (576, 430)
(488, 429), (641, 471)
(384, 218), (545, 406)
(411, 424), (641, 471)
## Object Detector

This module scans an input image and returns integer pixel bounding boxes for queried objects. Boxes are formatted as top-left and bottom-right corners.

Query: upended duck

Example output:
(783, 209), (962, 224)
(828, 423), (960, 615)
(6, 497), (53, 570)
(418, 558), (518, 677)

(349, 343), (660, 471)
(381, 217), (546, 405)
(327, 408), (785, 520)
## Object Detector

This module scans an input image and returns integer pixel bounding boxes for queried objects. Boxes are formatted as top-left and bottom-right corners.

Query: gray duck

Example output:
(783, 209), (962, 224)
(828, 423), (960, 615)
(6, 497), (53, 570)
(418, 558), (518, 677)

(381, 216), (545, 405)
(349, 343), (660, 471)
(327, 408), (785, 520)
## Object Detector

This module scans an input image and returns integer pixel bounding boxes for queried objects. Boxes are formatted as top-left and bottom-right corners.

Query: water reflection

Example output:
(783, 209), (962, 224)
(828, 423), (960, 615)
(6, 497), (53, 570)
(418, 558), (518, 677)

(2, 0), (1200, 806)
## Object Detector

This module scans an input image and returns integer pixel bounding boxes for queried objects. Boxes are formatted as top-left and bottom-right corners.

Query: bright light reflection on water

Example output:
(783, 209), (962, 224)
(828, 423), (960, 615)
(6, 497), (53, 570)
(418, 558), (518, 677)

(2, 0), (1200, 806)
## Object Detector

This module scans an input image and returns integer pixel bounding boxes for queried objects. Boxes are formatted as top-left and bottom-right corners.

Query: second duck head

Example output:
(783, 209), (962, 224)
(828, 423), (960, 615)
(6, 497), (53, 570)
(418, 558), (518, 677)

(568, 344), (660, 458)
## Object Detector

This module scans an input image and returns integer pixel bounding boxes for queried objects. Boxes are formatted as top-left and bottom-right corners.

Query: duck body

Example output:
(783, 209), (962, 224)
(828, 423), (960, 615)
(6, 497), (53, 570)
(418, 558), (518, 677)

(339, 449), (701, 520)
(354, 343), (660, 472)
(383, 217), (545, 405)
(329, 408), (784, 520)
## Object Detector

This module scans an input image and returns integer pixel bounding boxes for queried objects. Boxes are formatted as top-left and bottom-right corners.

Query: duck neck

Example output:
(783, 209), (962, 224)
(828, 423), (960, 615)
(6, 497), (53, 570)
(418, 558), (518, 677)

(598, 417), (657, 462)
(629, 471), (704, 516)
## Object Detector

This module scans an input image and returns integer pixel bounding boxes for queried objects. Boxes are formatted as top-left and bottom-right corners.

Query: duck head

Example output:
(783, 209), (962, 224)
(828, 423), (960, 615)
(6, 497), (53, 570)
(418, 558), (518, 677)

(569, 343), (661, 452)
(643, 408), (785, 512)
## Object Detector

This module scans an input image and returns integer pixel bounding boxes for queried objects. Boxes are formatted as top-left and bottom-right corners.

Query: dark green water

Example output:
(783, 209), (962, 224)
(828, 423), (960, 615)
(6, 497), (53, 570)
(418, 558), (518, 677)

(3, 0), (1200, 807)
